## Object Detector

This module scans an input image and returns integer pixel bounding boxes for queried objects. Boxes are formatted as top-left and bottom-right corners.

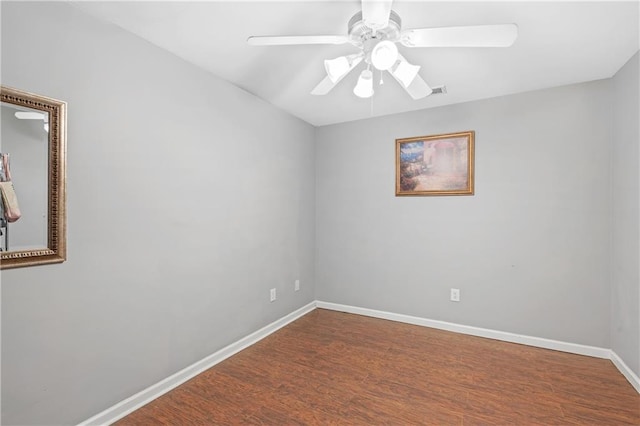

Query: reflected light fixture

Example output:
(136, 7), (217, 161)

(14, 111), (45, 120)
(14, 111), (49, 132)
(353, 69), (374, 98)
(371, 40), (399, 71)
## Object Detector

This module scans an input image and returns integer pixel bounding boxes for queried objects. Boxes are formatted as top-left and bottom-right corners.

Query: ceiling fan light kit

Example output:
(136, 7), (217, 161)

(371, 40), (398, 71)
(247, 0), (518, 101)
(324, 56), (350, 83)
(390, 59), (421, 88)
(325, 53), (363, 83)
(353, 69), (374, 98)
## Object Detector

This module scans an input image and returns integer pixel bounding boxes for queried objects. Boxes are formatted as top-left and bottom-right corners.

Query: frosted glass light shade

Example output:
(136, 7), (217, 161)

(324, 56), (351, 83)
(353, 69), (374, 98)
(371, 40), (399, 71)
(391, 60), (421, 88)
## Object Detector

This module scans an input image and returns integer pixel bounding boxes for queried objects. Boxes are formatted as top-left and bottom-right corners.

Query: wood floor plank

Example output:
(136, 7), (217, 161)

(115, 309), (640, 425)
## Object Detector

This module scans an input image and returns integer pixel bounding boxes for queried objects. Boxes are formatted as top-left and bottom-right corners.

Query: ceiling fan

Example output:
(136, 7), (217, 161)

(247, 0), (518, 100)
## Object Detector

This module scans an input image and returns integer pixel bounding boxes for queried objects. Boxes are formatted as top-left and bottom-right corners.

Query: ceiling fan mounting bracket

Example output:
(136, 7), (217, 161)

(347, 10), (402, 47)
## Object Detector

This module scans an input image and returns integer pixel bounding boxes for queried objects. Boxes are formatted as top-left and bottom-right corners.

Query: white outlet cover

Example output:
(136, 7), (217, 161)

(450, 288), (460, 302)
(294, 280), (300, 291)
(270, 288), (276, 302)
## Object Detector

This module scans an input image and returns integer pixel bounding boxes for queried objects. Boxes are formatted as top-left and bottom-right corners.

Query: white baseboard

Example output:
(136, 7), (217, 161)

(79, 298), (639, 426)
(610, 350), (640, 393)
(316, 301), (611, 359)
(78, 301), (317, 426)
(316, 301), (640, 394)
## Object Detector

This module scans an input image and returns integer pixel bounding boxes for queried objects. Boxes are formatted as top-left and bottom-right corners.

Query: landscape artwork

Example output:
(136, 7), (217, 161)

(396, 131), (475, 196)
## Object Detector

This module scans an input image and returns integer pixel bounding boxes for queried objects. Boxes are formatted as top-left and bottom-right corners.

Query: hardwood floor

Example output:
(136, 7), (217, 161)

(115, 309), (640, 425)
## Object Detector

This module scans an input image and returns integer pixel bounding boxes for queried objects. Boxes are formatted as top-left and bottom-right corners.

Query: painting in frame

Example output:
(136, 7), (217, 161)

(396, 130), (475, 196)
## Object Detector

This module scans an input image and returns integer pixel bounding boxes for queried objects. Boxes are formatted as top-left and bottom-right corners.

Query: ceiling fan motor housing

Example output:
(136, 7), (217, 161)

(348, 10), (402, 47)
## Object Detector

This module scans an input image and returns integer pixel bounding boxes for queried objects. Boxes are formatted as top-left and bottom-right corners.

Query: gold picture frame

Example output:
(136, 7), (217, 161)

(396, 130), (475, 196)
(1, 86), (67, 269)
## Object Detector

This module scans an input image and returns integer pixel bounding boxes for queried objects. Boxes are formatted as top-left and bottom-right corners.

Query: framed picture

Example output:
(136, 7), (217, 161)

(396, 130), (475, 196)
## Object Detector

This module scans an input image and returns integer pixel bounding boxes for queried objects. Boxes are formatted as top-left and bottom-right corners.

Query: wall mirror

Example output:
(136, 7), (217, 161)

(1, 86), (66, 269)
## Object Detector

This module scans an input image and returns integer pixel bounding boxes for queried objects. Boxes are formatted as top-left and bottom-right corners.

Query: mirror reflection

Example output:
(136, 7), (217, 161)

(1, 102), (49, 251)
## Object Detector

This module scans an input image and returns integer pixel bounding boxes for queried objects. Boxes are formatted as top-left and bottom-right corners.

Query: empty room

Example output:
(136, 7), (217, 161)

(1, 1), (638, 424)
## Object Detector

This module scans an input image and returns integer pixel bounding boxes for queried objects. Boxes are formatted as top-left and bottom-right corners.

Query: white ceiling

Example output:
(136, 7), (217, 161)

(71, 1), (639, 127)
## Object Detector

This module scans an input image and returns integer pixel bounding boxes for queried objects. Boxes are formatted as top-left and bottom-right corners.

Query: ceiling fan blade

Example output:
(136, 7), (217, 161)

(14, 111), (46, 120)
(247, 35), (348, 46)
(403, 74), (433, 100)
(401, 24), (518, 48)
(311, 76), (337, 96)
(362, 0), (393, 30)
(311, 55), (363, 96)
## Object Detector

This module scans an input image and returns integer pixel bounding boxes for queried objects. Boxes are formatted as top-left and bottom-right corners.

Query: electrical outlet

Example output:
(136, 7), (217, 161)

(294, 279), (300, 292)
(450, 288), (460, 302)
(270, 288), (277, 302)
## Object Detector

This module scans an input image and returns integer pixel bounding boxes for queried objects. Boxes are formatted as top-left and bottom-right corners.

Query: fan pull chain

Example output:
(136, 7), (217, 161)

(379, 70), (384, 85)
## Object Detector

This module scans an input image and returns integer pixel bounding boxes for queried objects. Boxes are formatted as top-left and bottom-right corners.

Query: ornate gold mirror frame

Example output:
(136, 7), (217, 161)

(1, 86), (67, 269)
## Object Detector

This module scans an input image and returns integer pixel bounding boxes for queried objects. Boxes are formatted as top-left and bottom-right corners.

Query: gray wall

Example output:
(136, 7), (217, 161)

(316, 80), (613, 348)
(1, 2), (637, 425)
(1, 2), (315, 425)
(0, 106), (49, 250)
(612, 51), (640, 377)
